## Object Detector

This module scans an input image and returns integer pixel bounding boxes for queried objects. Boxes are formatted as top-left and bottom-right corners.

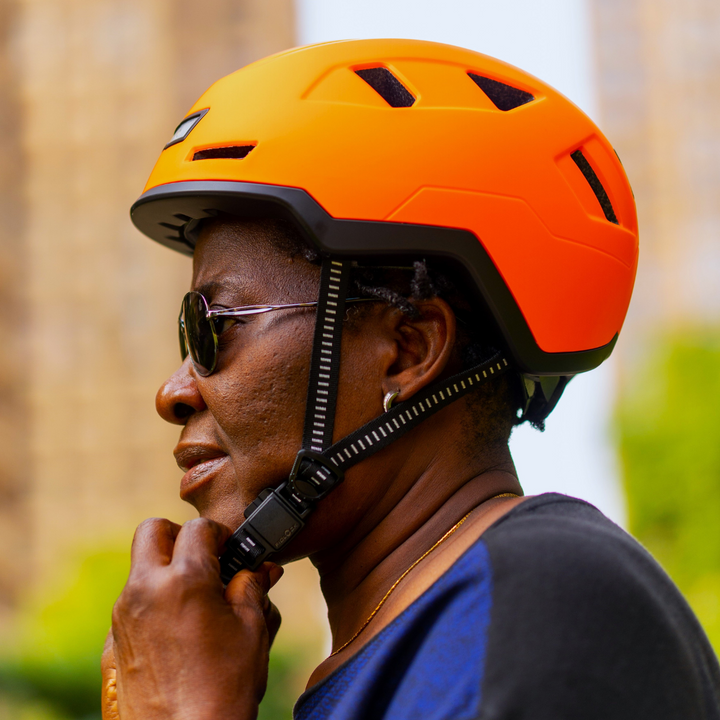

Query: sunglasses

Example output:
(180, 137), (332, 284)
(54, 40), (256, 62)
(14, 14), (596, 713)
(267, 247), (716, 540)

(179, 291), (372, 376)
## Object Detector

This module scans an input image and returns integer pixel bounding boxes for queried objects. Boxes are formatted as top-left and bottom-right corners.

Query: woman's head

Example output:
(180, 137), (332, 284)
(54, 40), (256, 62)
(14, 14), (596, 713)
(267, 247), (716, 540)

(156, 216), (520, 558)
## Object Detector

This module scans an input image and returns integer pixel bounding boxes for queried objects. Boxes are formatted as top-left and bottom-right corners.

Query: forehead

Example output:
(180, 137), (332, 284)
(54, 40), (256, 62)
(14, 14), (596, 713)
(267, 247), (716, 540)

(191, 218), (319, 302)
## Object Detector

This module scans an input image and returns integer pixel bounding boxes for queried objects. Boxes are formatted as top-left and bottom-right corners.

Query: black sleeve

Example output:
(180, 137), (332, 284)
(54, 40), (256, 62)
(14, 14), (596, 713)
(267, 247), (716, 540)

(478, 495), (720, 720)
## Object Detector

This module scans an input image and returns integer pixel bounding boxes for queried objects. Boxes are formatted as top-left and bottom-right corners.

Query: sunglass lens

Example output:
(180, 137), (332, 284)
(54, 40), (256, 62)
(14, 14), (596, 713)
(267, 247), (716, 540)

(178, 315), (188, 361)
(181, 292), (217, 376)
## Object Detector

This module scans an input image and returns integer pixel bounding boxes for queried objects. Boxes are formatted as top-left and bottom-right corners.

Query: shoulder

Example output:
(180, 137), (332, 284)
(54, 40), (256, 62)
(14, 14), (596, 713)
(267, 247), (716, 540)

(477, 493), (720, 720)
(480, 493), (687, 657)
(482, 493), (665, 600)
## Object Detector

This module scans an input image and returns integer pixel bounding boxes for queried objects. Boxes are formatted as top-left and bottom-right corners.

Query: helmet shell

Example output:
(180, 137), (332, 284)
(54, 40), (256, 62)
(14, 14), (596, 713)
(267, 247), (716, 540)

(132, 39), (638, 376)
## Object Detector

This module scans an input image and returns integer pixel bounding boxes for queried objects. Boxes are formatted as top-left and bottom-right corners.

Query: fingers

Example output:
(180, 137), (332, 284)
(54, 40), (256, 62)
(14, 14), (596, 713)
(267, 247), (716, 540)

(263, 565), (283, 645)
(129, 518), (181, 570)
(225, 562), (284, 619)
(264, 598), (282, 647)
(268, 563), (283, 588)
(171, 517), (232, 574)
(110, 529), (280, 718)
(129, 517), (231, 581)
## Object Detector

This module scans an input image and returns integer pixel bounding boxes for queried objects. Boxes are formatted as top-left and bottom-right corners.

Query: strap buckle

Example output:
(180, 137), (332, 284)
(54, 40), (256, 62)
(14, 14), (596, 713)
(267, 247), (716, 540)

(288, 449), (344, 500)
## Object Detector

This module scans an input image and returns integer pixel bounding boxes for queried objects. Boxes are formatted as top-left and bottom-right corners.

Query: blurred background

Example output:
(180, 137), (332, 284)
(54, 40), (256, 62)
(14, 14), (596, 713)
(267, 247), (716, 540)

(0, 0), (718, 717)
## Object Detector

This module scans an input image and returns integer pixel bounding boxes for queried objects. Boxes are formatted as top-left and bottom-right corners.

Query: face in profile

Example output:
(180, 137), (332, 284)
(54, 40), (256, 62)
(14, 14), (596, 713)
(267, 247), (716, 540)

(155, 218), (398, 559)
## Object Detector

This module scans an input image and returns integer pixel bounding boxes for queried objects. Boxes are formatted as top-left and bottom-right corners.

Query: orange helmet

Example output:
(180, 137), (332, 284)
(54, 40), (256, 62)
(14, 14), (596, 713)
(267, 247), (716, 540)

(132, 38), (638, 378)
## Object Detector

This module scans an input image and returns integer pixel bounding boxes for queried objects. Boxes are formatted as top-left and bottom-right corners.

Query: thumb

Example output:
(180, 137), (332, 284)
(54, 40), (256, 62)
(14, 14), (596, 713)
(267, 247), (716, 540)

(224, 562), (284, 618)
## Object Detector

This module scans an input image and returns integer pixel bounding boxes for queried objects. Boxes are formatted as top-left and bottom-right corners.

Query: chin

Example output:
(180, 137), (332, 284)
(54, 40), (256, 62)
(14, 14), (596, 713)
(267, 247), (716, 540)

(192, 499), (246, 532)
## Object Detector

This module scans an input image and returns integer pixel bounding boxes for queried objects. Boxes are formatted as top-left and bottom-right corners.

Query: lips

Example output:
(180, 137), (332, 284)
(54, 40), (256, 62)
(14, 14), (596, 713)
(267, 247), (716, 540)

(174, 445), (230, 500)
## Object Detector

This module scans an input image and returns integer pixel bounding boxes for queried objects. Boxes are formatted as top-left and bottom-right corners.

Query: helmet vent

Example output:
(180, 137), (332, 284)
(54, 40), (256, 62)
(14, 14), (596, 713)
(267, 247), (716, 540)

(570, 150), (618, 224)
(192, 145), (255, 161)
(355, 67), (415, 108)
(467, 73), (534, 111)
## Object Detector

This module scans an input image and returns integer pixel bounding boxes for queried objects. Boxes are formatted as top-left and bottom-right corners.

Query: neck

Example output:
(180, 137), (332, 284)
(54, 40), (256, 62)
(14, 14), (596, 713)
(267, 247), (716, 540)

(310, 417), (520, 652)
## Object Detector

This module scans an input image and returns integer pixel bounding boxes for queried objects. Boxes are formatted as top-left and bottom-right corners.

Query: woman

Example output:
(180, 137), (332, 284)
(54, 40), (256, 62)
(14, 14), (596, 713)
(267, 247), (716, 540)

(103, 40), (720, 719)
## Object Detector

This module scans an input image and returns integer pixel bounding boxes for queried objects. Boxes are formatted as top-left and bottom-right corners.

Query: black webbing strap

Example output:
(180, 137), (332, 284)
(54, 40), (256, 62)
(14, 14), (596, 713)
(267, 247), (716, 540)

(290, 352), (511, 494)
(326, 352), (509, 471)
(219, 257), (352, 582)
(302, 259), (350, 452)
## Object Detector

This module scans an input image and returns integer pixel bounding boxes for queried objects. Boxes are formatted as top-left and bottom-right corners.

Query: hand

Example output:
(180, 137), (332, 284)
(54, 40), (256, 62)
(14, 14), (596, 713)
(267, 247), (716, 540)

(107, 517), (283, 720)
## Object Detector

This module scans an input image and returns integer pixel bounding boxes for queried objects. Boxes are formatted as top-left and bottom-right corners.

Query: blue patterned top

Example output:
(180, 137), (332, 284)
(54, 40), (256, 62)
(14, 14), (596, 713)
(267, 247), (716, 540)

(294, 540), (493, 719)
(293, 495), (720, 720)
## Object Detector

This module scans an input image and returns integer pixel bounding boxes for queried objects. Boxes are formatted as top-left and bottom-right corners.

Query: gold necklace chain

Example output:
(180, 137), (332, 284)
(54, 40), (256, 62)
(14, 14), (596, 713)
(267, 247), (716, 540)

(330, 492), (519, 656)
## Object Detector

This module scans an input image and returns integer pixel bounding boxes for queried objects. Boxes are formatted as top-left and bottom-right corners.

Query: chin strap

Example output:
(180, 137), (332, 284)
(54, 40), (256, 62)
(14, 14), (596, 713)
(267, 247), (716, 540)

(218, 258), (510, 584)
(301, 259), (350, 452)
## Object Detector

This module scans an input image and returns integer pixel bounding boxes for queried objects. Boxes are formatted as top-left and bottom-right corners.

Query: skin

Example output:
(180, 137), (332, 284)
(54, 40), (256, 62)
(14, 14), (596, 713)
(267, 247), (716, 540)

(104, 219), (526, 719)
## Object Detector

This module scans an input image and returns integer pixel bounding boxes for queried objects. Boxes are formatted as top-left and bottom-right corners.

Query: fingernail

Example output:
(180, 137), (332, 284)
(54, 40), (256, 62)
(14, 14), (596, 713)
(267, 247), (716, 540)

(268, 563), (284, 587)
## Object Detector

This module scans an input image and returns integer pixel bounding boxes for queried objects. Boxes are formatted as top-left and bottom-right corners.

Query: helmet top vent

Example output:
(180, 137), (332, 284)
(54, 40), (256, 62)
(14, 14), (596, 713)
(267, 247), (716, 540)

(467, 73), (534, 111)
(192, 145), (256, 161)
(570, 149), (618, 224)
(355, 67), (415, 108)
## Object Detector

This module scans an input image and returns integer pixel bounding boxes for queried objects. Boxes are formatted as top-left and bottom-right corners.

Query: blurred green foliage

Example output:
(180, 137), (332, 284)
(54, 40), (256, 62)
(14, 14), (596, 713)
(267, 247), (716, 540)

(0, 543), (308, 719)
(0, 547), (130, 719)
(260, 645), (311, 720)
(617, 331), (720, 652)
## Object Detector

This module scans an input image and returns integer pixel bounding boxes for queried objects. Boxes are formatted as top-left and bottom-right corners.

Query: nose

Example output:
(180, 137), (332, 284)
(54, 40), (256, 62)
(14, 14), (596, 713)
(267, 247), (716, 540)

(156, 358), (208, 425)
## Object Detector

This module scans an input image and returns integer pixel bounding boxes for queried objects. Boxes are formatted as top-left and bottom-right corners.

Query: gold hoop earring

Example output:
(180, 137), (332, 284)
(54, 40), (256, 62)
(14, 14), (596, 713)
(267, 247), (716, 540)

(383, 390), (400, 413)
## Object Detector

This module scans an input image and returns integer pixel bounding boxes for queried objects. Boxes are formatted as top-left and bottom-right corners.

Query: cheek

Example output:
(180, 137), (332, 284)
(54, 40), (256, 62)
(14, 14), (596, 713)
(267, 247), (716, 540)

(194, 316), (384, 528)
(333, 329), (387, 441)
(204, 320), (314, 494)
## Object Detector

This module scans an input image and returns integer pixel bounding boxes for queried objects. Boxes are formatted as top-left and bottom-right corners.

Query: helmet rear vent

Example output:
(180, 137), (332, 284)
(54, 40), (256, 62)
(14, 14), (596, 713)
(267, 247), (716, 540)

(192, 145), (255, 161)
(355, 67), (415, 108)
(570, 149), (618, 224)
(467, 73), (534, 111)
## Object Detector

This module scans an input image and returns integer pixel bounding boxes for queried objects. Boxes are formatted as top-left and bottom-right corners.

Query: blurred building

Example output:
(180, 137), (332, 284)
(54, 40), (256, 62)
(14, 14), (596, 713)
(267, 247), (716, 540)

(0, 0), (28, 629)
(2, 0), (718, 668)
(0, 0), (295, 622)
(592, 0), (720, 366)
(592, 0), (720, 654)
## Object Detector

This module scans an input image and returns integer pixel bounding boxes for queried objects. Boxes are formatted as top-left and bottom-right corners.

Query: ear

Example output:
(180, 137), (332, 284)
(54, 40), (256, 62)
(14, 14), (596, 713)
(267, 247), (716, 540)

(381, 297), (457, 403)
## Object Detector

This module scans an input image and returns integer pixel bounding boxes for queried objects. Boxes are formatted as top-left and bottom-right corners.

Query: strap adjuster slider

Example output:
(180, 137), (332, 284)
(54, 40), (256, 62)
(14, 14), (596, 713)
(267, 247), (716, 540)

(288, 449), (344, 500)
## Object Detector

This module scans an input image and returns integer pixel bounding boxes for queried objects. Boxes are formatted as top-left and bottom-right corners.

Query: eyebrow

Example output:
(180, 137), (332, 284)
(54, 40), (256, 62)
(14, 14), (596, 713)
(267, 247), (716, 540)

(194, 281), (224, 297)
(193, 279), (256, 303)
